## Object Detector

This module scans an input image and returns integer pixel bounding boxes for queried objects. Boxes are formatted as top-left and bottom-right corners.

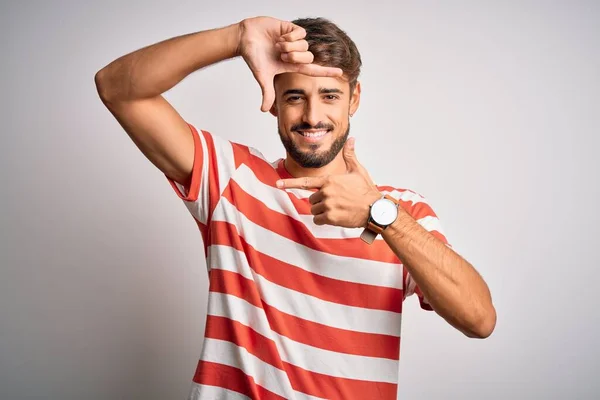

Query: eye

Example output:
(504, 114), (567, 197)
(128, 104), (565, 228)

(286, 96), (303, 103)
(324, 95), (339, 101)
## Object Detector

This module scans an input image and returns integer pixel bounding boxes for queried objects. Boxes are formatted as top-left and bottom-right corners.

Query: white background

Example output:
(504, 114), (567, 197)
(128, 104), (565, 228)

(1, 1), (598, 399)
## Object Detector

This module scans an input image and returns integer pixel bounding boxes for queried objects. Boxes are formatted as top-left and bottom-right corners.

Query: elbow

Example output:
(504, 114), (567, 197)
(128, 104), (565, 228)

(464, 304), (497, 339)
(94, 68), (114, 105)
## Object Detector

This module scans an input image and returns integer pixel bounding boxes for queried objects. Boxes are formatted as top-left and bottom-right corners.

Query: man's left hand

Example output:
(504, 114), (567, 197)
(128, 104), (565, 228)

(276, 138), (382, 228)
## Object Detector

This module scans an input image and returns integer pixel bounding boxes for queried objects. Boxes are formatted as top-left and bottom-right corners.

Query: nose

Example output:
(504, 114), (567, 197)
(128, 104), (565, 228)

(302, 100), (322, 128)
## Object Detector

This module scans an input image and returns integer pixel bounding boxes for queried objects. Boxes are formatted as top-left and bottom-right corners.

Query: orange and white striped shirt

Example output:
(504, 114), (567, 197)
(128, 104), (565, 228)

(168, 124), (451, 400)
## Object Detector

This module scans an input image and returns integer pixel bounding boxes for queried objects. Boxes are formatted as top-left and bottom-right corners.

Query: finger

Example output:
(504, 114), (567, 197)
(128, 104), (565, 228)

(308, 190), (324, 205)
(257, 73), (275, 112)
(342, 137), (360, 172)
(310, 202), (327, 216)
(292, 63), (344, 77)
(342, 137), (375, 183)
(313, 214), (328, 226)
(276, 176), (326, 189)
(279, 24), (307, 42)
(276, 40), (309, 53)
(281, 51), (314, 64)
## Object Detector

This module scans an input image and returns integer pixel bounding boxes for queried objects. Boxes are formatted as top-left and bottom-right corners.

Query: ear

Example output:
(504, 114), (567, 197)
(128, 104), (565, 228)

(269, 103), (279, 117)
(269, 75), (281, 117)
(349, 81), (361, 116)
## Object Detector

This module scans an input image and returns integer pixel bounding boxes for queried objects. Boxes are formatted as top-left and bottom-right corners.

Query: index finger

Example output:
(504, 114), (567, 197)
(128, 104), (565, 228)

(276, 176), (326, 189)
(292, 63), (344, 78)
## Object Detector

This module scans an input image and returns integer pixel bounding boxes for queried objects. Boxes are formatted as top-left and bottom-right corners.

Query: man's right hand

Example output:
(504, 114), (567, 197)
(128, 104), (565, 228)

(95, 17), (340, 188)
(237, 17), (344, 112)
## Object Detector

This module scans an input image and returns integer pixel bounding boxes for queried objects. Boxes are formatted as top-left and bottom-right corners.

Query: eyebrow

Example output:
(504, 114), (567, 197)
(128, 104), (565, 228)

(282, 88), (344, 96)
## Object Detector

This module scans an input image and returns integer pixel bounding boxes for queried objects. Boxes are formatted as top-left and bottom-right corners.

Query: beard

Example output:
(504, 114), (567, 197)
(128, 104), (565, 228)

(278, 121), (350, 168)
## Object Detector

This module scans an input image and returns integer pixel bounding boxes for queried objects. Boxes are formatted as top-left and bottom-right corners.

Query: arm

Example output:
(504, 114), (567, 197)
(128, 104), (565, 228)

(276, 138), (497, 339)
(94, 24), (242, 186)
(94, 17), (342, 188)
(381, 211), (497, 338)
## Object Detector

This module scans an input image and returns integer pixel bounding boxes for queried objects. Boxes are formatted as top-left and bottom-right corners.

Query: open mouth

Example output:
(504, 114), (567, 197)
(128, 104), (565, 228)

(295, 129), (331, 142)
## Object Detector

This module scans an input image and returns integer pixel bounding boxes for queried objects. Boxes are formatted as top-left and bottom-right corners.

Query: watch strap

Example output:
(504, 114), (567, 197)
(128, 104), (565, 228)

(360, 227), (378, 244)
(367, 220), (386, 234)
(360, 194), (400, 244)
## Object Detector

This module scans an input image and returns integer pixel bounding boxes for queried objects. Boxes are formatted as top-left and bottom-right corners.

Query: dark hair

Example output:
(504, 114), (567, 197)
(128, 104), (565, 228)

(292, 17), (362, 91)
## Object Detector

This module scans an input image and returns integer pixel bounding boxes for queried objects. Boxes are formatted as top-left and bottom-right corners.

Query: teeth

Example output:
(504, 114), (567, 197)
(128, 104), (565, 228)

(300, 130), (328, 138)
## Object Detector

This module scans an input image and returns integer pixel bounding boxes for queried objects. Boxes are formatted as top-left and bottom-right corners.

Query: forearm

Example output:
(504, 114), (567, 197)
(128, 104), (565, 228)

(95, 23), (241, 102)
(382, 209), (496, 338)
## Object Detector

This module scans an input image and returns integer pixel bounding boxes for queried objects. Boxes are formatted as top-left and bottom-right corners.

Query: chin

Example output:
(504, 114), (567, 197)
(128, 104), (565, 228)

(279, 124), (350, 168)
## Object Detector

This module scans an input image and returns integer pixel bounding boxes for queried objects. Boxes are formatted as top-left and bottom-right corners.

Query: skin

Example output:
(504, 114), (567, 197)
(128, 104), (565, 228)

(271, 60), (496, 341)
(271, 72), (361, 177)
(277, 140), (497, 338)
(95, 16), (496, 339)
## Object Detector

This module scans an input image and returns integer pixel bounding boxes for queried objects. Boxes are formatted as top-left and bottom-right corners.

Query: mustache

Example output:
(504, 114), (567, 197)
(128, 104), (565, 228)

(291, 122), (334, 132)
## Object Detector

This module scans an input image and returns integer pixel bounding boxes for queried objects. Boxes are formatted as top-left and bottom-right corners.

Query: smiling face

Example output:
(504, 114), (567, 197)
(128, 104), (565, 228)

(272, 72), (361, 168)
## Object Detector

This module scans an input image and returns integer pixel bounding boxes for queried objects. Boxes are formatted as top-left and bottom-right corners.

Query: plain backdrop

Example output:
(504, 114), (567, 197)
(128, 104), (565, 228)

(1, 1), (599, 399)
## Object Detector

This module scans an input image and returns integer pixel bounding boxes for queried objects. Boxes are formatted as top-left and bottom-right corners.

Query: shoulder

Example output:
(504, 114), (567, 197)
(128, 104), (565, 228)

(200, 128), (271, 168)
(376, 185), (438, 220)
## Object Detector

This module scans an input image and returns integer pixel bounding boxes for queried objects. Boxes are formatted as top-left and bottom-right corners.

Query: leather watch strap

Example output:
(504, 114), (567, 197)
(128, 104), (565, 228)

(383, 194), (398, 206)
(367, 220), (385, 234)
(360, 228), (378, 244)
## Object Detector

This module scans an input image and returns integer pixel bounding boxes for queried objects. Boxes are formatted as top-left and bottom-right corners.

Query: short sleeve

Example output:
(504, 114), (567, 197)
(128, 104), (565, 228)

(166, 123), (238, 226)
(398, 190), (452, 311)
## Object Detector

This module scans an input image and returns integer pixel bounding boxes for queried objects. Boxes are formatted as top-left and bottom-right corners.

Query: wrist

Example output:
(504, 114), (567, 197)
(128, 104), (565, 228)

(381, 206), (412, 240)
(227, 22), (244, 58)
(363, 190), (383, 228)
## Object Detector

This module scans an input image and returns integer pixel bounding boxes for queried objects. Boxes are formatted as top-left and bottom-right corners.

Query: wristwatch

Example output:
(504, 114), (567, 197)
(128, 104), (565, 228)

(360, 194), (400, 244)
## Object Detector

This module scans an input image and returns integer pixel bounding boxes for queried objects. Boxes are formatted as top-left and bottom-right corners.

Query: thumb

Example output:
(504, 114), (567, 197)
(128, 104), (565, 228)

(257, 72), (276, 112)
(343, 138), (375, 183)
(343, 137), (360, 172)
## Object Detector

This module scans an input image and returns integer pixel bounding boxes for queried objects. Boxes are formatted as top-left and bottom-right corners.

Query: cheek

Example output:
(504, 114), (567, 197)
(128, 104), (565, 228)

(329, 108), (349, 126)
(277, 115), (291, 132)
(278, 110), (300, 129)
(332, 117), (349, 132)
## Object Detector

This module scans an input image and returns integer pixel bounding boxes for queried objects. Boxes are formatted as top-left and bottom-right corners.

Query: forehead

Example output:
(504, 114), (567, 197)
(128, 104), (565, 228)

(274, 72), (349, 93)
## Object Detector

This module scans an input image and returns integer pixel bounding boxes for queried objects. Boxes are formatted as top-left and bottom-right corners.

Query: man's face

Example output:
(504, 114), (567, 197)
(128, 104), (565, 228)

(272, 73), (360, 168)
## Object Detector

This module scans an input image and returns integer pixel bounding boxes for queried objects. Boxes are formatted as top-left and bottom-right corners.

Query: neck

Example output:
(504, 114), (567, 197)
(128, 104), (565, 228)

(284, 152), (348, 178)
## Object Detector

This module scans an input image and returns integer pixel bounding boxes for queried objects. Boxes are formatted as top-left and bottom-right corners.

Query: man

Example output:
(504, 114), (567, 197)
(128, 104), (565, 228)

(95, 16), (496, 400)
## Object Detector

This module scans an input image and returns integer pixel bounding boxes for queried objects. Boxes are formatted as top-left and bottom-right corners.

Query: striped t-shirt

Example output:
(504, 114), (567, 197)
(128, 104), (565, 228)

(168, 124), (451, 400)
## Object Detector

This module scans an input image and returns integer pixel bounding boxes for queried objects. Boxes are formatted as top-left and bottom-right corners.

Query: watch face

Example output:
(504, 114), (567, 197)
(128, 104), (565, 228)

(371, 198), (398, 226)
